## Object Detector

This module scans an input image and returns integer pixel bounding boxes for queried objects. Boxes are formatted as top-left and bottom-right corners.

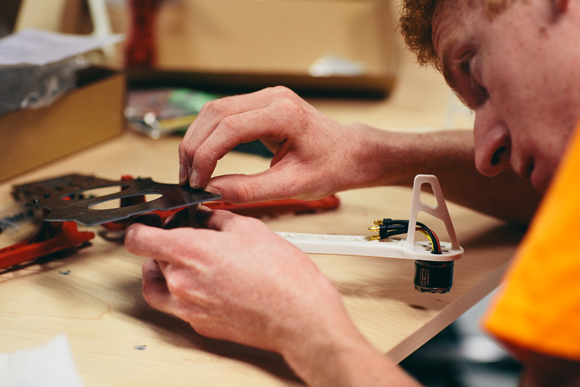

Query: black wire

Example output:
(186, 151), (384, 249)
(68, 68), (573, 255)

(378, 219), (441, 254)
(416, 221), (442, 254)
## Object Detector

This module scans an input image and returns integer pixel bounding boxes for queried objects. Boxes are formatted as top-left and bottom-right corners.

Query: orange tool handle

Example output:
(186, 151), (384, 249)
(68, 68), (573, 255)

(0, 222), (94, 271)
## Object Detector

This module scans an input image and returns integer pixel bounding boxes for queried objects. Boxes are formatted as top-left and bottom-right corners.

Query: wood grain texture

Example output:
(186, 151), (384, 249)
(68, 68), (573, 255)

(0, 132), (523, 386)
(0, 41), (523, 386)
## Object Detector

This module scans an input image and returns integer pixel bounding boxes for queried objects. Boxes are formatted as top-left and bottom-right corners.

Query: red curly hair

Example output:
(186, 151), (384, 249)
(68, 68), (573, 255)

(399, 0), (517, 69)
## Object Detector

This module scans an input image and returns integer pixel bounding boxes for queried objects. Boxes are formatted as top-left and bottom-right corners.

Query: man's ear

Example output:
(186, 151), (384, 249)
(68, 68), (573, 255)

(554, 0), (569, 12)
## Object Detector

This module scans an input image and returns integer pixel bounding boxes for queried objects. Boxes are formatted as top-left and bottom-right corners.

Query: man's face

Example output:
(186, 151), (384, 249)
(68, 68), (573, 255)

(432, 0), (580, 193)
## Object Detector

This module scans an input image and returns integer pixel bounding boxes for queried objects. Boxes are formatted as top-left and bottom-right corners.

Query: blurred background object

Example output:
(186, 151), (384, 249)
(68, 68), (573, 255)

(0, 1), (125, 182)
(15, 0), (399, 97)
(124, 87), (219, 138)
(124, 0), (160, 67)
(401, 292), (523, 387)
(0, 0), (22, 37)
(112, 0), (400, 97)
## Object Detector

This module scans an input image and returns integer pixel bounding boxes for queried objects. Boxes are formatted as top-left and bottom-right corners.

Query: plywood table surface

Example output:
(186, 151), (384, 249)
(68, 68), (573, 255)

(0, 129), (525, 386)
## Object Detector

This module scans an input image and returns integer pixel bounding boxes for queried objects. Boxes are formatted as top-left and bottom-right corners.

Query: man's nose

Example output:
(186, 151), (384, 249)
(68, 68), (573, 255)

(473, 106), (511, 177)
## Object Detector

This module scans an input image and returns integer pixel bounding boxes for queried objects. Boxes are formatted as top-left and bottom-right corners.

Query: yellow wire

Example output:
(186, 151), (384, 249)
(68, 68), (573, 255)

(416, 227), (436, 249)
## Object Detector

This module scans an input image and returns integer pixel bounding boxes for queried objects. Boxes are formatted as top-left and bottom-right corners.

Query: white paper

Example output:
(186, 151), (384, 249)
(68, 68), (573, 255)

(0, 334), (85, 387)
(0, 29), (123, 67)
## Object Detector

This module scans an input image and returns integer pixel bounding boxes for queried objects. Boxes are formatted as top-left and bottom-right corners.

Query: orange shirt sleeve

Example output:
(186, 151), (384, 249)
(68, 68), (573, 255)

(483, 122), (580, 361)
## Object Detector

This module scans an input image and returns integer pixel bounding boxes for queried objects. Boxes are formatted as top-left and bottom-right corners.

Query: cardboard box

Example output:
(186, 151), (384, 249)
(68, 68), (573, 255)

(0, 67), (125, 182)
(15, 0), (400, 97)
(110, 0), (401, 98)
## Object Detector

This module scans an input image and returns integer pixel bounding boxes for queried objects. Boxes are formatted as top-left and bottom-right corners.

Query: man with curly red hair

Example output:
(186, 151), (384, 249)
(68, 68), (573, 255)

(125, 0), (580, 385)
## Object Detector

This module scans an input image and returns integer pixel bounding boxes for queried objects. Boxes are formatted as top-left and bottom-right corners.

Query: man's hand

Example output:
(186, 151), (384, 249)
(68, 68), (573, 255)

(178, 86), (540, 224)
(125, 207), (423, 387)
(125, 207), (351, 353)
(178, 86), (379, 203)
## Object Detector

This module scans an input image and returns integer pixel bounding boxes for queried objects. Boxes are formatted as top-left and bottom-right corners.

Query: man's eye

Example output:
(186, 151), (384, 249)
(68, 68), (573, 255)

(460, 58), (489, 107)
(460, 58), (472, 75)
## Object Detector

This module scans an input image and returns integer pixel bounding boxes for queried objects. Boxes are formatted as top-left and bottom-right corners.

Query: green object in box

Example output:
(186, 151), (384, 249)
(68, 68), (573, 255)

(168, 89), (221, 113)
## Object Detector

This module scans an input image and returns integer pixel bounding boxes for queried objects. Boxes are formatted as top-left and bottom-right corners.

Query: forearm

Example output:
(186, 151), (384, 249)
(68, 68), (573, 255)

(346, 126), (542, 225)
(280, 314), (421, 387)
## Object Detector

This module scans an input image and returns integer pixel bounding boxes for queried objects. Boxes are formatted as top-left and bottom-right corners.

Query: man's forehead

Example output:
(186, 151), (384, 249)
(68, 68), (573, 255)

(433, 0), (480, 38)
(431, 1), (476, 53)
(431, 1), (480, 97)
(434, 0), (510, 31)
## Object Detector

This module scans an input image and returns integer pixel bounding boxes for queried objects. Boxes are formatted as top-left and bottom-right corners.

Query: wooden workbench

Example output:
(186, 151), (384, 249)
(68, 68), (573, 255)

(0, 53), (524, 386)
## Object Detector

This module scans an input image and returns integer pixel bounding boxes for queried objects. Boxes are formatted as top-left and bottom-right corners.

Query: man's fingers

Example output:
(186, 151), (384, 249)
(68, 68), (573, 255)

(194, 207), (234, 230)
(182, 88), (277, 150)
(261, 139), (281, 154)
(142, 258), (174, 312)
(205, 166), (302, 204)
(188, 105), (292, 189)
(126, 223), (198, 264)
(126, 223), (166, 257)
(162, 207), (191, 229)
(179, 87), (295, 185)
(142, 259), (208, 320)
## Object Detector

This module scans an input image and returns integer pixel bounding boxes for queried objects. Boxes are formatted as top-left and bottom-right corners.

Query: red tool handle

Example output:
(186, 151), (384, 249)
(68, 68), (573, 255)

(125, 0), (161, 67)
(101, 196), (341, 231)
(204, 196), (341, 218)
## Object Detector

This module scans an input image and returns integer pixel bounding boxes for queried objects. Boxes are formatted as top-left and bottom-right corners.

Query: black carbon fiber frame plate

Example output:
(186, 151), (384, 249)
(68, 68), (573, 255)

(12, 174), (222, 226)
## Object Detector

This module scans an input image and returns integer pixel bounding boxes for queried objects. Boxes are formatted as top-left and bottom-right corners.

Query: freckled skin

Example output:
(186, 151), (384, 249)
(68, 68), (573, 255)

(433, 0), (580, 193)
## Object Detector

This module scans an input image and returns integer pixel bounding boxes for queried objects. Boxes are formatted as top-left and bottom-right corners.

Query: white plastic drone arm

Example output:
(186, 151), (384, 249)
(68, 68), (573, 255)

(276, 175), (463, 262)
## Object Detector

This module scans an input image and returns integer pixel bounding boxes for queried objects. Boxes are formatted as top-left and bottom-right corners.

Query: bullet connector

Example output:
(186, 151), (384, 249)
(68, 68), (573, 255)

(367, 218), (407, 241)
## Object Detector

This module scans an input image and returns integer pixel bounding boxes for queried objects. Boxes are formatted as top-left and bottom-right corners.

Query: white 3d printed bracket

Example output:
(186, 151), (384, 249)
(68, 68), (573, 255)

(276, 175), (464, 262)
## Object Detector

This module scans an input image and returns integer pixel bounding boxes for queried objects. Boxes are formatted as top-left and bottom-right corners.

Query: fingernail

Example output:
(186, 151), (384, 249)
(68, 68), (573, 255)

(189, 169), (198, 188)
(206, 185), (222, 197)
(179, 164), (187, 185)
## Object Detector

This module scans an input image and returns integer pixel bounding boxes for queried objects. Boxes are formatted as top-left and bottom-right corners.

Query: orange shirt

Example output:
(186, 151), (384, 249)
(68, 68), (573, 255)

(483, 121), (580, 361)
